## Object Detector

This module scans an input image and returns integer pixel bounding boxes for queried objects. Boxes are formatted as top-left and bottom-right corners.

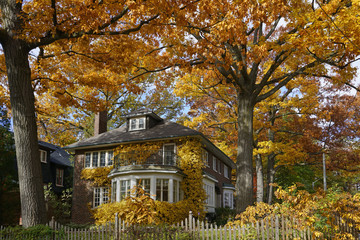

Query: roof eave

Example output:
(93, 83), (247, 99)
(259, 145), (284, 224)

(64, 134), (202, 152)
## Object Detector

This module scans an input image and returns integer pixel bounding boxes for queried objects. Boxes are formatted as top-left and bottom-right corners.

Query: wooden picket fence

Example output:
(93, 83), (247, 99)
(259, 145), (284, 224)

(0, 211), (316, 240)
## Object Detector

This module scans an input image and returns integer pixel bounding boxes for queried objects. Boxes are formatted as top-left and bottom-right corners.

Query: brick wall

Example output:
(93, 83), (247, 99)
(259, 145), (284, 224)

(203, 151), (234, 208)
(71, 151), (95, 224)
(94, 111), (107, 136)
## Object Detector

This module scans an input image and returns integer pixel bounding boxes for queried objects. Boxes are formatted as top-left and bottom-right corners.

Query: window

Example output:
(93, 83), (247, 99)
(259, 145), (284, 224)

(56, 168), (64, 187)
(107, 151), (113, 165)
(92, 152), (98, 167)
(129, 117), (146, 131)
(213, 157), (217, 172)
(163, 144), (176, 165)
(136, 179), (150, 195)
(120, 180), (130, 200)
(84, 151), (114, 168)
(217, 160), (221, 174)
(93, 187), (109, 207)
(111, 181), (117, 202)
(100, 152), (106, 166)
(223, 191), (234, 209)
(173, 180), (179, 203)
(40, 150), (47, 163)
(203, 151), (209, 167)
(204, 183), (214, 206)
(85, 153), (91, 168)
(224, 165), (229, 179)
(156, 179), (169, 202)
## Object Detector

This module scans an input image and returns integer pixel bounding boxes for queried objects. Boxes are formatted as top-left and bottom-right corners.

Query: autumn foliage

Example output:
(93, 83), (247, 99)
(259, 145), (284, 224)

(233, 184), (360, 239)
(92, 137), (206, 225)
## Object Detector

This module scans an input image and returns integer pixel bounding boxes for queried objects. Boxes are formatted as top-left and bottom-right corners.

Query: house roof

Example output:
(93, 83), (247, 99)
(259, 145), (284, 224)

(39, 141), (72, 167)
(64, 111), (236, 169)
(65, 120), (200, 149)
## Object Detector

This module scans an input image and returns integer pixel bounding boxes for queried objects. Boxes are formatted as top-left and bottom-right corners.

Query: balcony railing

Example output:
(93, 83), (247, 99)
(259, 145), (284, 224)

(113, 150), (178, 168)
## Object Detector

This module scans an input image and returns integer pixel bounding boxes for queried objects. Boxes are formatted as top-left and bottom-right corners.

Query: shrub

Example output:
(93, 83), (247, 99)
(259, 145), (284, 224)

(0, 225), (64, 240)
(231, 184), (360, 239)
(213, 207), (236, 226)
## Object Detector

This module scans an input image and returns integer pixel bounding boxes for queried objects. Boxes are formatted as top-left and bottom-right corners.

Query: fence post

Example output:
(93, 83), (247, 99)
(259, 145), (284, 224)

(189, 211), (193, 232)
(50, 216), (56, 240)
(275, 215), (279, 240)
(114, 213), (118, 240)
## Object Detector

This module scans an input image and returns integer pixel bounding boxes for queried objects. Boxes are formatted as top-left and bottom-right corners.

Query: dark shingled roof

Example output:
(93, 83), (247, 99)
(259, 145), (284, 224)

(65, 120), (201, 150)
(64, 110), (236, 169)
(39, 141), (72, 167)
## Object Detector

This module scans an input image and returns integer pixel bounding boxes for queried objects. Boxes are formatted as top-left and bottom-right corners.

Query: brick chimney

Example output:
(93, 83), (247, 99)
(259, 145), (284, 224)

(94, 111), (107, 136)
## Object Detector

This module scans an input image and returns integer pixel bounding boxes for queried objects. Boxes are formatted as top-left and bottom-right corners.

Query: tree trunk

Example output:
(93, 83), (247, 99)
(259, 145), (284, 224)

(235, 94), (255, 213)
(256, 154), (264, 202)
(266, 129), (276, 205)
(2, 38), (47, 227)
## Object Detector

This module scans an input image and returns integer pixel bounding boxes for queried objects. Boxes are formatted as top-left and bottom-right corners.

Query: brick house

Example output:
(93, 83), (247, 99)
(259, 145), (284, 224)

(65, 109), (235, 224)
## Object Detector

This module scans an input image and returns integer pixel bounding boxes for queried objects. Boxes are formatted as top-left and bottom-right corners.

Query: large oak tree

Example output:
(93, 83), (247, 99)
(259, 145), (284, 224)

(164, 0), (360, 211)
(0, 0), (170, 227)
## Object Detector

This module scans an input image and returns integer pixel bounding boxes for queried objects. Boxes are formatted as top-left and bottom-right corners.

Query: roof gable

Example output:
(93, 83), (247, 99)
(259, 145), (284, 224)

(39, 141), (72, 167)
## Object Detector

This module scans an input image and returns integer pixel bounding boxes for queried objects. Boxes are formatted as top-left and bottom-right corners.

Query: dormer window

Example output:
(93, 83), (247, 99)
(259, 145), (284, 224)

(129, 117), (146, 131)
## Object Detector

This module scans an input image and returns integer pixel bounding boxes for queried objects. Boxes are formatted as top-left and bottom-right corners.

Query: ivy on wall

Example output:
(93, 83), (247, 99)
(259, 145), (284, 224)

(81, 166), (113, 187)
(112, 141), (174, 166)
(84, 137), (207, 224)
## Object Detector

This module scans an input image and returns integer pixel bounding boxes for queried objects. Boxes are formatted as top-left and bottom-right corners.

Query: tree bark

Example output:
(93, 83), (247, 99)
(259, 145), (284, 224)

(2, 38), (47, 227)
(0, 0), (47, 227)
(235, 93), (255, 212)
(256, 154), (264, 202)
(266, 130), (276, 205)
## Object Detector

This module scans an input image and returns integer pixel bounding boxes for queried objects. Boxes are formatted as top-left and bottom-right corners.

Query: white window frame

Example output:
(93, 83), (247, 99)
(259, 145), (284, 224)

(212, 156), (217, 172)
(156, 179), (169, 202)
(113, 175), (181, 203)
(111, 181), (117, 202)
(55, 168), (64, 187)
(93, 187), (109, 208)
(119, 180), (131, 201)
(223, 190), (234, 209)
(163, 143), (176, 165)
(129, 117), (146, 131)
(136, 178), (151, 195)
(40, 150), (47, 163)
(173, 180), (179, 203)
(84, 150), (114, 168)
(204, 183), (215, 207)
(224, 165), (229, 179)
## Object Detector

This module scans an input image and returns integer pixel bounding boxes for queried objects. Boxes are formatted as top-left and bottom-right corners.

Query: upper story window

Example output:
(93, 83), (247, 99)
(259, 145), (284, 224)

(129, 117), (146, 131)
(163, 144), (176, 165)
(217, 159), (221, 174)
(212, 156), (217, 172)
(203, 150), (209, 167)
(224, 165), (229, 179)
(40, 150), (47, 163)
(85, 150), (113, 168)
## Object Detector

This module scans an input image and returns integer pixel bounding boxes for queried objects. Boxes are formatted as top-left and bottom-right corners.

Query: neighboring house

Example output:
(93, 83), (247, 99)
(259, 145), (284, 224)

(38, 141), (72, 194)
(65, 109), (236, 224)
